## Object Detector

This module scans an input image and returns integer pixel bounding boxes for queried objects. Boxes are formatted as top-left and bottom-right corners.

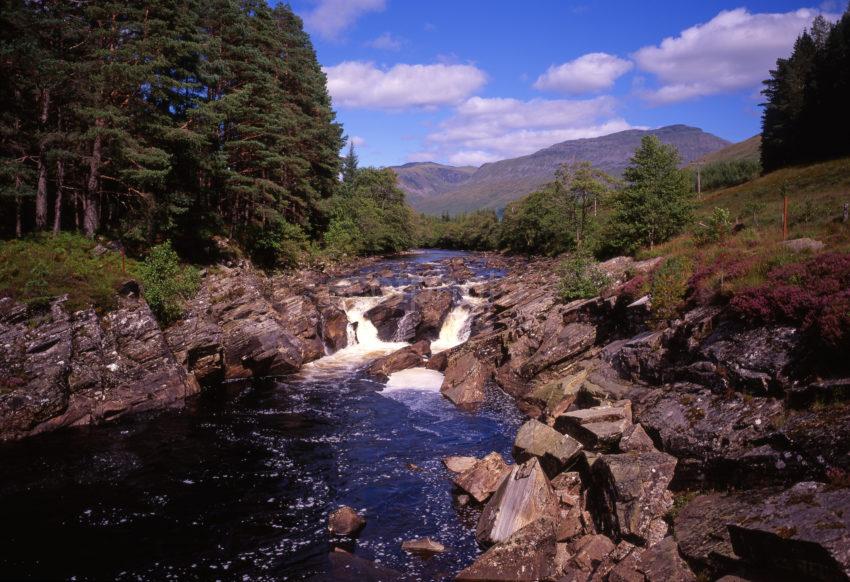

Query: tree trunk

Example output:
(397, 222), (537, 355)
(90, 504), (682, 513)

(53, 157), (64, 234)
(35, 88), (50, 229)
(15, 175), (22, 238)
(84, 118), (104, 237)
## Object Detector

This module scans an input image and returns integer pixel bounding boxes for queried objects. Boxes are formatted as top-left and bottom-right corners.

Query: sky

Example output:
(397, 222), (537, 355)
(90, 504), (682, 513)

(284, 0), (843, 168)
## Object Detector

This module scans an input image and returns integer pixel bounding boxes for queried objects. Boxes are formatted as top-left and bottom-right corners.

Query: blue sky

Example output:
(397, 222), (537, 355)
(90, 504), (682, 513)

(284, 0), (842, 167)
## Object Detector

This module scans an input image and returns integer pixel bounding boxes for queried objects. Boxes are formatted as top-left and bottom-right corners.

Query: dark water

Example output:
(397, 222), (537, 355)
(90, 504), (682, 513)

(0, 250), (521, 581)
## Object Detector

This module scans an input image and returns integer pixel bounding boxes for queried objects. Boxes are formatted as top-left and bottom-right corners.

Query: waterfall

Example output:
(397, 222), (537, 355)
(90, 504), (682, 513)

(431, 304), (474, 353)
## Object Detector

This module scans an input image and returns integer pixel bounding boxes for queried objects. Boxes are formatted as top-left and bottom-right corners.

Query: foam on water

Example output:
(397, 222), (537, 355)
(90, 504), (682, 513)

(383, 367), (445, 392)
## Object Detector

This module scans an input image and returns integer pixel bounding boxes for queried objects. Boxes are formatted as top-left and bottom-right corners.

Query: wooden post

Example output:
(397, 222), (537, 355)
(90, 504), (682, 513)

(783, 195), (789, 240)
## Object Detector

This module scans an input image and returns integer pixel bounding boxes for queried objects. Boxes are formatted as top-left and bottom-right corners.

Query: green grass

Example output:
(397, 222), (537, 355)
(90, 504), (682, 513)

(0, 233), (139, 313)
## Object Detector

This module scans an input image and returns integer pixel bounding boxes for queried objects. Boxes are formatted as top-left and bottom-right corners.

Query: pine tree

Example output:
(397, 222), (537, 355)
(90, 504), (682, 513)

(607, 136), (693, 252)
(341, 142), (359, 186)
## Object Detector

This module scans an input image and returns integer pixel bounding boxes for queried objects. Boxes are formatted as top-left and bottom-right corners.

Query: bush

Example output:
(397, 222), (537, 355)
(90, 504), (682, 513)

(138, 241), (199, 324)
(693, 207), (733, 246)
(691, 159), (761, 192)
(729, 253), (850, 355)
(0, 233), (136, 312)
(651, 256), (693, 321)
(558, 251), (610, 301)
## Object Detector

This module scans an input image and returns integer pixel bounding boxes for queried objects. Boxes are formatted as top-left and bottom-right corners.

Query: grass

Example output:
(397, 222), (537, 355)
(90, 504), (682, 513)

(0, 233), (139, 313)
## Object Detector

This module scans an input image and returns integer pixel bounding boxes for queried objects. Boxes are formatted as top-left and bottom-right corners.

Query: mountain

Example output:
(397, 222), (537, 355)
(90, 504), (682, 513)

(390, 162), (477, 210)
(691, 134), (761, 166)
(398, 125), (730, 216)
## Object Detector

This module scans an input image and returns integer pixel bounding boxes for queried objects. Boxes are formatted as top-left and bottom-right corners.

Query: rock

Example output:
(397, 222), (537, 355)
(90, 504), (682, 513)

(272, 292), (325, 363)
(443, 455), (478, 474)
(618, 423), (656, 453)
(320, 303), (349, 352)
(422, 276), (443, 288)
(570, 534), (616, 571)
(320, 548), (402, 581)
(633, 384), (808, 488)
(401, 537), (446, 555)
(609, 537), (696, 582)
(441, 351), (492, 407)
(727, 481), (850, 582)
(513, 419), (583, 478)
(786, 377), (850, 409)
(365, 294), (415, 342)
(365, 340), (430, 380)
(555, 401), (633, 452)
(453, 452), (511, 504)
(589, 451), (677, 545)
(520, 322), (597, 379)
(476, 458), (559, 546)
(333, 278), (382, 297)
(413, 288), (453, 341)
(673, 492), (753, 573)
(781, 237), (825, 253)
(165, 312), (225, 386)
(523, 369), (588, 420)
(328, 506), (366, 536)
(457, 518), (560, 581)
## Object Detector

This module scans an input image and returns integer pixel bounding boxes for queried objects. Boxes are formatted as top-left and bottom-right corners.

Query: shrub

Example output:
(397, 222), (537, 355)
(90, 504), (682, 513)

(138, 241), (199, 325)
(690, 159), (761, 192)
(729, 253), (850, 355)
(651, 256), (693, 321)
(693, 207), (733, 246)
(558, 251), (610, 302)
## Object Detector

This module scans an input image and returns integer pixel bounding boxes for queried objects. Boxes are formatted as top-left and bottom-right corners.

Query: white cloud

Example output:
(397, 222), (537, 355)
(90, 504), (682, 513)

(367, 32), (405, 51)
(534, 53), (633, 94)
(425, 96), (639, 165)
(348, 135), (366, 147)
(324, 61), (487, 109)
(302, 0), (385, 40)
(633, 8), (836, 104)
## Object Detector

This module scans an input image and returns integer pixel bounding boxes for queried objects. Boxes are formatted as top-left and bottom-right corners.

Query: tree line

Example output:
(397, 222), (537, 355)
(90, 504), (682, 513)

(417, 135), (694, 257)
(761, 8), (850, 172)
(0, 0), (343, 265)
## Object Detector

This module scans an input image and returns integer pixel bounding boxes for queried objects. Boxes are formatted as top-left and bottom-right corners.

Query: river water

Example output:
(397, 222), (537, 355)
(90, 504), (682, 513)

(0, 250), (522, 581)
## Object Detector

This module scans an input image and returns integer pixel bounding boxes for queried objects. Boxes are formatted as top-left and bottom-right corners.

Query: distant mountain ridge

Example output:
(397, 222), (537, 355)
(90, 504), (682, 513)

(392, 125), (731, 215)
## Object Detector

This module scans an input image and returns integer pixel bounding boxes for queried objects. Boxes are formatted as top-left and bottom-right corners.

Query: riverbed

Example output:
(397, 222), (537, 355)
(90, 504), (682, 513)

(0, 250), (522, 580)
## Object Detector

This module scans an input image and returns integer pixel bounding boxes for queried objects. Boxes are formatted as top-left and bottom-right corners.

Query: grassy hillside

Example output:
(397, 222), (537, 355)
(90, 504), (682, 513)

(692, 134), (761, 166)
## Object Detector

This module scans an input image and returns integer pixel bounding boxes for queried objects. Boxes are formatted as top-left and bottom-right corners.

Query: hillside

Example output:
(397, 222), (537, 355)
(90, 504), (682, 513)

(406, 125), (729, 216)
(692, 134), (761, 165)
(391, 162), (477, 209)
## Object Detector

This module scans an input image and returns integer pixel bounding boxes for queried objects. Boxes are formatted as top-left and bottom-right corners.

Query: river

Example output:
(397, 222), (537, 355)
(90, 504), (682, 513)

(0, 250), (523, 581)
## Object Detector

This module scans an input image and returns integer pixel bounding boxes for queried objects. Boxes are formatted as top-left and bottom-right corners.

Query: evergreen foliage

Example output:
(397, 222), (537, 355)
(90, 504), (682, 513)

(761, 10), (850, 171)
(138, 241), (200, 324)
(605, 136), (693, 253)
(0, 0), (344, 266)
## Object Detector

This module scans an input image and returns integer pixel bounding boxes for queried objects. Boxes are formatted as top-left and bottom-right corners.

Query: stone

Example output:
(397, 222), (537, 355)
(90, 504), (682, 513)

(609, 537), (696, 582)
(457, 518), (560, 581)
(673, 492), (752, 573)
(365, 294), (415, 342)
(333, 278), (382, 297)
(524, 369), (588, 420)
(328, 506), (366, 536)
(727, 481), (850, 582)
(365, 340), (430, 381)
(588, 451), (677, 545)
(513, 419), (583, 477)
(570, 534), (616, 571)
(320, 303), (349, 352)
(413, 288), (453, 341)
(781, 237), (825, 253)
(618, 423), (656, 453)
(520, 322), (597, 379)
(476, 458), (559, 546)
(555, 402), (633, 452)
(441, 351), (492, 407)
(443, 455), (478, 474)
(453, 452), (511, 504)
(401, 537), (446, 555)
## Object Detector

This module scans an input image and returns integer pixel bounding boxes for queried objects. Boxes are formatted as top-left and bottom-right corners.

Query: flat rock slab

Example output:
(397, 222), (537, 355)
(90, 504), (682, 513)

(443, 455), (478, 474)
(457, 518), (560, 581)
(513, 418), (583, 477)
(401, 537), (446, 555)
(476, 458), (559, 546)
(453, 452), (511, 504)
(524, 369), (588, 420)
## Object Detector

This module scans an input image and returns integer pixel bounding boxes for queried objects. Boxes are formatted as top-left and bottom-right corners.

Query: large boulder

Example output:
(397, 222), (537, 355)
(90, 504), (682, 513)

(328, 506), (366, 536)
(476, 458), (560, 546)
(520, 322), (597, 379)
(555, 401), (633, 452)
(609, 537), (696, 582)
(673, 492), (753, 574)
(453, 452), (512, 504)
(272, 292), (326, 363)
(441, 351), (492, 407)
(320, 303), (349, 352)
(365, 340), (430, 381)
(523, 369), (588, 420)
(589, 450), (677, 545)
(457, 518), (561, 581)
(513, 418), (583, 478)
(365, 294), (413, 342)
(413, 288), (453, 340)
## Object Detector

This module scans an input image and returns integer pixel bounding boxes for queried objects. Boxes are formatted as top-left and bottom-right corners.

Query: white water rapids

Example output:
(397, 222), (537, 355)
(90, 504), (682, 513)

(299, 287), (478, 390)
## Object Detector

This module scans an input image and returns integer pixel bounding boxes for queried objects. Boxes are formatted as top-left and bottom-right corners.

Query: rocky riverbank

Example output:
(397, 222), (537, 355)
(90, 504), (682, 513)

(395, 254), (850, 582)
